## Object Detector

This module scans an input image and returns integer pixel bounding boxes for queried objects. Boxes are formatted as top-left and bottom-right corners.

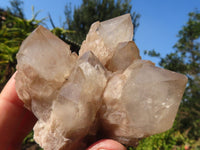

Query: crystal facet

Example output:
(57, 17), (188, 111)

(79, 14), (133, 65)
(106, 41), (141, 72)
(15, 14), (188, 150)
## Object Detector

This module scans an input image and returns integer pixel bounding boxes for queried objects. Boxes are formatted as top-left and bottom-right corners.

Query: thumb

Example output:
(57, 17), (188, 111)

(87, 139), (126, 150)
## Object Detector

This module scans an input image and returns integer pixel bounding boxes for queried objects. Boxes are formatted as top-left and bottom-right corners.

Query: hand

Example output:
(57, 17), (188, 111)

(0, 73), (126, 150)
(0, 72), (37, 150)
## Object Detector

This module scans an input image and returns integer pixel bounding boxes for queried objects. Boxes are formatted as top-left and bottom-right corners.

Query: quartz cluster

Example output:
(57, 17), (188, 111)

(15, 14), (188, 150)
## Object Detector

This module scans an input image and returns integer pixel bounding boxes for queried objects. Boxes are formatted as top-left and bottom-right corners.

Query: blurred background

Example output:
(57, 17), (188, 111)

(0, 0), (199, 149)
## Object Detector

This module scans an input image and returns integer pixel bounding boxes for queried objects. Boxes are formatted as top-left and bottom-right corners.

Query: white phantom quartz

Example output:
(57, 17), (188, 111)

(79, 14), (133, 65)
(15, 14), (188, 150)
(101, 60), (187, 145)
(33, 51), (107, 150)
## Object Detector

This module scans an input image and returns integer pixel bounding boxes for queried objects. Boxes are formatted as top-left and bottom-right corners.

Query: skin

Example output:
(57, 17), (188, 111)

(0, 73), (126, 150)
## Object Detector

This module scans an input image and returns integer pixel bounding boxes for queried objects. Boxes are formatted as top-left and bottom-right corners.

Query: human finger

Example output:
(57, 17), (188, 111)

(87, 139), (126, 150)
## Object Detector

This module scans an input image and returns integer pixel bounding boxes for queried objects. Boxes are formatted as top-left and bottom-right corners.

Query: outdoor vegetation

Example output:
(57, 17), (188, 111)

(0, 0), (199, 149)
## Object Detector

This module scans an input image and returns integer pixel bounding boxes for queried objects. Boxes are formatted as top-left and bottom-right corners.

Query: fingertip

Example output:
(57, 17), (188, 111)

(0, 72), (24, 107)
(87, 139), (126, 150)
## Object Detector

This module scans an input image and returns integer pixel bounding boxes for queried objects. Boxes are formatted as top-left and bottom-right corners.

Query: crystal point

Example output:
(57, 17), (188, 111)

(79, 14), (133, 65)
(100, 60), (187, 144)
(33, 51), (107, 150)
(15, 25), (77, 110)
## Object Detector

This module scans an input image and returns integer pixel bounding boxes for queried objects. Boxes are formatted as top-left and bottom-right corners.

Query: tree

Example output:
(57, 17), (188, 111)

(159, 11), (200, 140)
(64, 0), (140, 44)
(7, 0), (24, 18)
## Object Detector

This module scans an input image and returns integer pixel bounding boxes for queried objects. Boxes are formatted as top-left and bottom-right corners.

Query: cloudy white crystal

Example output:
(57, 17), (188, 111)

(15, 25), (77, 111)
(106, 41), (141, 72)
(79, 14), (133, 65)
(33, 51), (107, 150)
(100, 60), (188, 145)
(15, 14), (188, 150)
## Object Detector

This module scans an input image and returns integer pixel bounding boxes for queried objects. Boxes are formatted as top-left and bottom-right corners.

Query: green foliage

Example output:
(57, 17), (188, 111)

(64, 0), (140, 44)
(135, 130), (200, 150)
(144, 49), (161, 57)
(22, 131), (43, 150)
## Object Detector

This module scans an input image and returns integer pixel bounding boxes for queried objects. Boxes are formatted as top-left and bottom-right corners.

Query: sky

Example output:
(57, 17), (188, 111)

(1, 0), (200, 65)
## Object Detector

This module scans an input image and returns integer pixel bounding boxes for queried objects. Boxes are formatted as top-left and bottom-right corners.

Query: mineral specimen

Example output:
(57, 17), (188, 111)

(15, 14), (188, 150)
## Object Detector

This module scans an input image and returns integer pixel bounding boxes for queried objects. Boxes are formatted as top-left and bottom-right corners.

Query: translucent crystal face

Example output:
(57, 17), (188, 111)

(106, 41), (141, 72)
(101, 60), (187, 144)
(15, 14), (188, 150)
(79, 14), (133, 65)
(97, 14), (133, 48)
(17, 25), (76, 82)
(15, 26), (77, 109)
